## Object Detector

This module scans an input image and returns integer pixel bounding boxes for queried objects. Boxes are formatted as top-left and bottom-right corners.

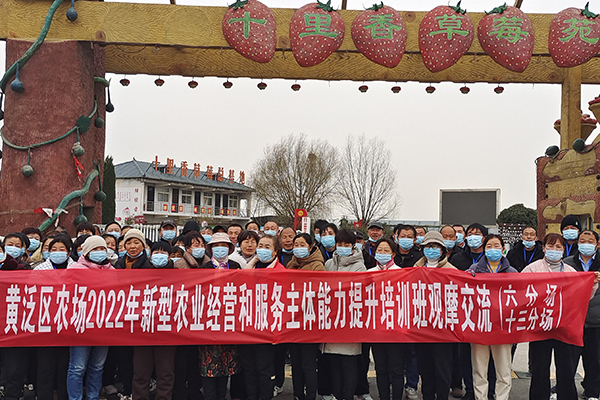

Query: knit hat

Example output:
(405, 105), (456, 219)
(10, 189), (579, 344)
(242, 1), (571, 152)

(182, 220), (200, 235)
(207, 232), (235, 254)
(466, 223), (489, 236)
(123, 229), (146, 246)
(81, 236), (107, 256)
(560, 214), (581, 232)
(421, 231), (446, 249)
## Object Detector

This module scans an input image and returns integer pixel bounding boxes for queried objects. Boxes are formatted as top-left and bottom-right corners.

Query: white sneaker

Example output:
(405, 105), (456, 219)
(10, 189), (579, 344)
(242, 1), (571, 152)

(550, 394), (557, 400)
(361, 395), (373, 400)
(322, 395), (334, 400)
(405, 387), (419, 400)
(586, 398), (599, 400)
(273, 386), (284, 397)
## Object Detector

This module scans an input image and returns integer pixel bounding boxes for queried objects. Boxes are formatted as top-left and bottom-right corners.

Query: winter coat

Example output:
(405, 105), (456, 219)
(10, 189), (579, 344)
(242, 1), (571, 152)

(114, 252), (153, 269)
(564, 253), (600, 328)
(325, 249), (366, 272)
(506, 241), (544, 272)
(393, 246), (423, 268)
(0, 254), (24, 270)
(173, 251), (210, 269)
(200, 259), (242, 270)
(452, 247), (486, 271)
(362, 240), (377, 269)
(287, 247), (326, 271)
(318, 243), (336, 262)
(198, 344), (240, 378)
(228, 249), (255, 269)
(245, 258), (286, 269)
(414, 256), (457, 269)
(34, 257), (75, 270)
(367, 262), (401, 271)
(69, 255), (115, 270)
(278, 251), (294, 267)
(467, 256), (518, 274)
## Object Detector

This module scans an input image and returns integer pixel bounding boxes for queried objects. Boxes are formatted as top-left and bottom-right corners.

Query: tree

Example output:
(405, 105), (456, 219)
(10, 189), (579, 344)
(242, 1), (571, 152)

(337, 134), (399, 227)
(250, 134), (338, 221)
(496, 203), (537, 227)
(102, 155), (116, 223)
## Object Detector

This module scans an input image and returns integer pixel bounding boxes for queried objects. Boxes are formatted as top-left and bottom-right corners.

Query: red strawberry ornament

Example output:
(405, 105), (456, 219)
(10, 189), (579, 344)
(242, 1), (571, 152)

(419, 1), (474, 72)
(222, 0), (276, 63)
(290, 1), (345, 67)
(478, 4), (534, 72)
(351, 2), (407, 68)
(549, 3), (600, 68)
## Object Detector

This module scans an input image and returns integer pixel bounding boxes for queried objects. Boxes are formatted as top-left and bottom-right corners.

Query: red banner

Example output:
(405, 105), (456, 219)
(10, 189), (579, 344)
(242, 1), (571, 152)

(0, 268), (594, 347)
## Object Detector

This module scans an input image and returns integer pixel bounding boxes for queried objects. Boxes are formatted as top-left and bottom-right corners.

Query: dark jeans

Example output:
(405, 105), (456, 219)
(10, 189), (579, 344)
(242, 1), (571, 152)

(201, 376), (228, 400)
(173, 345), (202, 400)
(239, 344), (275, 400)
(37, 346), (69, 400)
(404, 344), (419, 390)
(356, 344), (371, 396)
(371, 343), (404, 400)
(273, 344), (288, 388)
(132, 346), (176, 400)
(230, 373), (246, 400)
(451, 343), (462, 390)
(102, 346), (134, 395)
(581, 327), (600, 398)
(529, 339), (578, 400)
(317, 353), (332, 395)
(329, 354), (359, 400)
(416, 343), (453, 400)
(289, 343), (319, 400)
(1, 347), (29, 400)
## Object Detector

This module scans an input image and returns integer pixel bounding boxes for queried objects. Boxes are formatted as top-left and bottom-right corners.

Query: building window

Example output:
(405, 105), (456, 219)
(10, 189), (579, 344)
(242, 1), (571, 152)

(182, 190), (192, 204)
(157, 188), (169, 203)
(229, 195), (238, 208)
(203, 193), (213, 206)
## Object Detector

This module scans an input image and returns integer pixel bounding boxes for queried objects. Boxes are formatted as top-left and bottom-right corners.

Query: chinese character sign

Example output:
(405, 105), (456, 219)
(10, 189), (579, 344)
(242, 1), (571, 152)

(549, 6), (600, 68)
(0, 268), (593, 348)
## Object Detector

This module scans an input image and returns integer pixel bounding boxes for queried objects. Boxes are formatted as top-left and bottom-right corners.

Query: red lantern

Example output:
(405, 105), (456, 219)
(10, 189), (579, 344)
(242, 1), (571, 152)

(257, 82), (267, 90)
(426, 85), (436, 94)
(120, 78), (130, 86)
(391, 86), (401, 94)
(155, 78), (165, 87)
(359, 85), (369, 93)
(494, 86), (504, 94)
(188, 80), (198, 89)
(291, 83), (301, 91)
(223, 81), (233, 89)
(460, 86), (470, 94)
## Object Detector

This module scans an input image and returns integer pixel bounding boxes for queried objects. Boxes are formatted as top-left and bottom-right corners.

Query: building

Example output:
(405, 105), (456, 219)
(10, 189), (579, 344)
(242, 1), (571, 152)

(114, 158), (252, 225)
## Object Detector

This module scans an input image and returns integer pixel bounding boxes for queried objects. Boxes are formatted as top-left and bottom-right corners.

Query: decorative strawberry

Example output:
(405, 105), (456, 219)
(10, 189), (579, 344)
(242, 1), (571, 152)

(549, 3), (600, 68)
(494, 85), (504, 94)
(359, 84), (369, 92)
(460, 85), (470, 94)
(188, 80), (198, 89)
(154, 78), (165, 86)
(257, 81), (267, 90)
(391, 85), (401, 93)
(426, 85), (436, 93)
(120, 78), (130, 86)
(477, 4), (534, 72)
(351, 2), (406, 68)
(222, 0), (276, 63)
(290, 1), (345, 67)
(291, 83), (301, 91)
(419, 1), (474, 72)
(223, 80), (233, 89)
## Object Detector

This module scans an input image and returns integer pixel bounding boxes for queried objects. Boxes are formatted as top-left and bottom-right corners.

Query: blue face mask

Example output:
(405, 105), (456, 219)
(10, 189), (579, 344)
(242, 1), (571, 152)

(522, 240), (536, 249)
(485, 248), (503, 262)
(77, 250), (83, 258)
(42, 250), (50, 260)
(416, 236), (425, 245)
(423, 247), (441, 261)
(368, 236), (378, 243)
(375, 253), (392, 265)
(264, 230), (277, 236)
(152, 253), (169, 267)
(49, 251), (68, 265)
(562, 229), (579, 241)
(578, 243), (597, 257)
(89, 250), (107, 263)
(28, 239), (40, 251)
(293, 247), (309, 258)
(162, 230), (176, 241)
(212, 246), (229, 260)
(170, 257), (181, 263)
(0, 252), (5, 263)
(257, 248), (275, 263)
(282, 248), (293, 253)
(145, 249), (151, 257)
(396, 238), (414, 251)
(127, 250), (142, 258)
(202, 234), (213, 244)
(5, 246), (24, 259)
(443, 239), (456, 249)
(456, 233), (465, 244)
(314, 234), (321, 244)
(355, 242), (363, 251)
(466, 235), (483, 249)
(107, 231), (121, 239)
(321, 235), (336, 249)
(192, 247), (206, 259)
(336, 246), (353, 257)
(545, 249), (563, 262)
(119, 250), (127, 258)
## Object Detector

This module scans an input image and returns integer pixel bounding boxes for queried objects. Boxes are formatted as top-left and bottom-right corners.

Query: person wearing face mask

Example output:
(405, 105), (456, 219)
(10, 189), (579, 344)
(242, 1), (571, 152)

(159, 220), (178, 244)
(362, 223), (385, 269)
(263, 220), (280, 237)
(561, 214), (581, 258)
(75, 221), (95, 237)
(34, 235), (74, 270)
(466, 235), (517, 400)
(313, 220), (329, 246)
(101, 234), (119, 266)
(245, 220), (260, 233)
(39, 236), (55, 262)
(71, 234), (91, 262)
(452, 223), (489, 271)
(286, 233), (326, 271)
(440, 225), (462, 264)
(182, 220), (200, 235)
(319, 223), (339, 262)
(564, 230), (600, 400)
(22, 227), (44, 268)
(114, 229), (153, 269)
(200, 233), (241, 269)
(201, 227), (214, 251)
(506, 226), (544, 272)
(104, 221), (122, 240)
(453, 225), (467, 250)
(172, 232), (210, 269)
(354, 231), (365, 252)
(415, 227), (427, 247)
(3, 232), (32, 269)
(228, 230), (259, 269)
(523, 233), (600, 400)
(392, 225), (423, 268)
(278, 227), (296, 267)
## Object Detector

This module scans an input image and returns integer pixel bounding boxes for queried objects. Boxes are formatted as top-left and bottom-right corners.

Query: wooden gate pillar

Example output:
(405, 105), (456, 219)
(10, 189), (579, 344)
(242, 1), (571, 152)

(560, 66), (582, 150)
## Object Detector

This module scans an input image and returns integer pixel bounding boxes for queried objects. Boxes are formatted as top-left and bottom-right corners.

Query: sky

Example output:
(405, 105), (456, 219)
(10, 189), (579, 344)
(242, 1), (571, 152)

(3, 0), (600, 222)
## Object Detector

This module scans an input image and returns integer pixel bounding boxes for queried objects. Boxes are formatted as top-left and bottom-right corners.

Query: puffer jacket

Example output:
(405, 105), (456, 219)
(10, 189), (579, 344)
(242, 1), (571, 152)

(69, 255), (115, 270)
(414, 256), (457, 269)
(287, 247), (326, 271)
(467, 256), (518, 274)
(565, 254), (600, 328)
(324, 249), (366, 272)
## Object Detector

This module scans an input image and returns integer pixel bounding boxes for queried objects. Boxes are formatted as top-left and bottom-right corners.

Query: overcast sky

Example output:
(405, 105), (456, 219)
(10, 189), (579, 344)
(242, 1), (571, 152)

(3, 0), (600, 222)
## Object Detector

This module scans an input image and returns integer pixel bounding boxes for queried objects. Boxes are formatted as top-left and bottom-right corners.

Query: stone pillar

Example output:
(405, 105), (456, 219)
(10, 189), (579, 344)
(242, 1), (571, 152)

(0, 40), (106, 236)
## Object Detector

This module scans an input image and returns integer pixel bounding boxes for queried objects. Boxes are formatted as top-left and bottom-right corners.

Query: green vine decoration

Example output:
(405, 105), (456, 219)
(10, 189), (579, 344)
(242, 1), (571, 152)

(0, 0), (65, 93)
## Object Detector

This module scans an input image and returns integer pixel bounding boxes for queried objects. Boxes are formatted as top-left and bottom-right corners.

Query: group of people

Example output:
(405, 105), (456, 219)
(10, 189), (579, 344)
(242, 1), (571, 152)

(0, 214), (599, 400)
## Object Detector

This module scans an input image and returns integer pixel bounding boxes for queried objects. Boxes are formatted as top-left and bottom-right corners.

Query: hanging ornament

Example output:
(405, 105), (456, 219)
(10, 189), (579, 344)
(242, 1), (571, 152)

(391, 85), (401, 94)
(188, 79), (198, 89)
(494, 85), (504, 94)
(106, 86), (115, 113)
(94, 190), (107, 202)
(72, 142), (85, 157)
(94, 116), (105, 128)
(11, 62), (24, 93)
(426, 85), (436, 94)
(74, 214), (88, 225)
(155, 77), (165, 86)
(358, 84), (368, 93)
(120, 77), (130, 86)
(460, 85), (470, 94)
(66, 0), (78, 21)
(291, 83), (301, 91)
(257, 81), (267, 90)
(223, 80), (233, 89)
(21, 148), (33, 177)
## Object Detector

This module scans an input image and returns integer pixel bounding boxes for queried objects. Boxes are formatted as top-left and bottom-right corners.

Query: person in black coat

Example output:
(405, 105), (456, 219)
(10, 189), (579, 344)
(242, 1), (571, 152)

(561, 214), (581, 258)
(392, 224), (423, 268)
(451, 223), (489, 271)
(506, 226), (544, 272)
(114, 229), (153, 269)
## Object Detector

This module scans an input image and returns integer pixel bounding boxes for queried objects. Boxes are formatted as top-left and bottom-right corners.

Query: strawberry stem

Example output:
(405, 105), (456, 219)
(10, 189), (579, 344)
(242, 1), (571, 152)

(228, 0), (249, 10)
(449, 1), (467, 15)
(486, 3), (508, 15)
(316, 0), (335, 12)
(582, 2), (598, 19)
(367, 2), (384, 11)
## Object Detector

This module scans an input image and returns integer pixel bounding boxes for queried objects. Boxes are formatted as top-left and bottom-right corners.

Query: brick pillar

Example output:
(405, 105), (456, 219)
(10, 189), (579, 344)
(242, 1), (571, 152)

(0, 40), (106, 236)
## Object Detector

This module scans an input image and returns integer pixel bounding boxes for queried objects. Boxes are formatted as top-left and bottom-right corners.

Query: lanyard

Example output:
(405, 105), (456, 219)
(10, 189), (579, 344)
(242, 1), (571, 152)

(566, 243), (573, 256)
(472, 252), (483, 265)
(486, 260), (500, 273)
(280, 254), (284, 264)
(325, 249), (331, 259)
(523, 248), (536, 265)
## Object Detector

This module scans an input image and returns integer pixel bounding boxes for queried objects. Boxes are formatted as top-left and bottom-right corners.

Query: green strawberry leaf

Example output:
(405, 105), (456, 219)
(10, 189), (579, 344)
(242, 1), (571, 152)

(228, 0), (249, 10)
(582, 2), (599, 19)
(77, 115), (92, 133)
(367, 2), (384, 11)
(486, 3), (508, 15)
(316, 0), (335, 12)
(450, 1), (467, 15)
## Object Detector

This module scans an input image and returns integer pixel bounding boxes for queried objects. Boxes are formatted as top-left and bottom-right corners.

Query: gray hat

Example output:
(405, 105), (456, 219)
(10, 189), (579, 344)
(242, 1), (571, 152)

(208, 232), (235, 254)
(160, 220), (176, 229)
(368, 222), (384, 230)
(421, 231), (446, 249)
(81, 236), (107, 256)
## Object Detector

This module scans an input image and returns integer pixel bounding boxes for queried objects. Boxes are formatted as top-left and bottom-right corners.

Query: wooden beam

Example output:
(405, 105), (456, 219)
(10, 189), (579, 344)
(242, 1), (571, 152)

(560, 66), (582, 149)
(514, 0), (524, 9)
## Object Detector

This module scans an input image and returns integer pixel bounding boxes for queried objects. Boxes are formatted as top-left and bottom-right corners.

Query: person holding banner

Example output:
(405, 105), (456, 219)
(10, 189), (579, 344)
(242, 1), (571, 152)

(67, 236), (114, 400)
(229, 230), (259, 269)
(413, 231), (457, 400)
(466, 235), (517, 400)
(319, 223), (339, 262)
